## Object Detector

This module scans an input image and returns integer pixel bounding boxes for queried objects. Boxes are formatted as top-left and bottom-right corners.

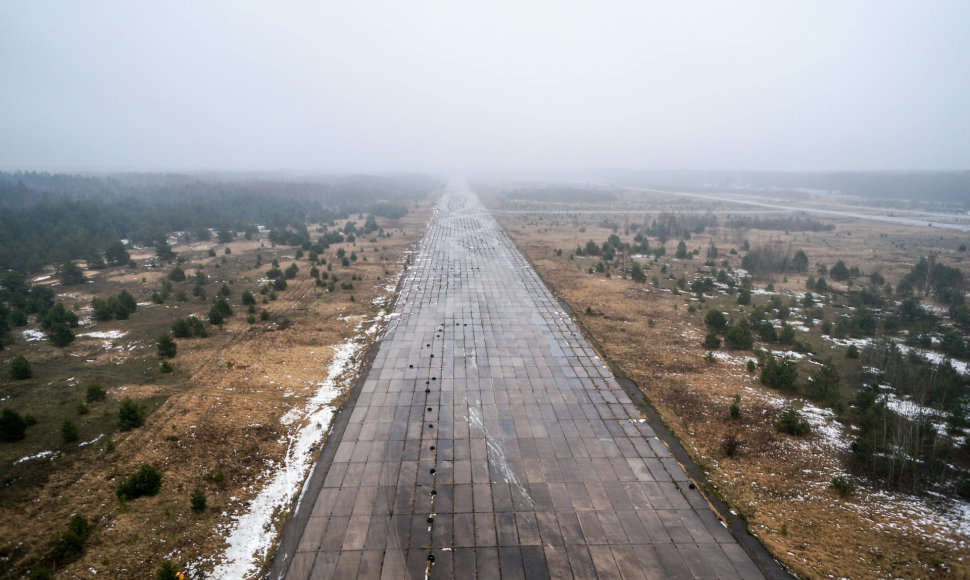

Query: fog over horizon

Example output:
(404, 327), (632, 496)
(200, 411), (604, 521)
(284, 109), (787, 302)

(2, 1), (968, 178)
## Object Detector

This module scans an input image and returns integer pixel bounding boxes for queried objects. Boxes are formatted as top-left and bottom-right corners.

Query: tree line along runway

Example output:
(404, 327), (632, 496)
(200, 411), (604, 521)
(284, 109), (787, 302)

(267, 182), (787, 579)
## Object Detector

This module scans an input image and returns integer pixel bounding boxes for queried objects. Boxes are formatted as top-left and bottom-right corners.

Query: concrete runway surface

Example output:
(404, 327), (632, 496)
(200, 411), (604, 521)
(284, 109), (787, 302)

(267, 182), (784, 579)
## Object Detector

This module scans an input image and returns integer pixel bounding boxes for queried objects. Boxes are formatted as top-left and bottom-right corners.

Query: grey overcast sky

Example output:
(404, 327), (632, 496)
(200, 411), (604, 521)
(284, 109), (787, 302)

(1, 1), (968, 176)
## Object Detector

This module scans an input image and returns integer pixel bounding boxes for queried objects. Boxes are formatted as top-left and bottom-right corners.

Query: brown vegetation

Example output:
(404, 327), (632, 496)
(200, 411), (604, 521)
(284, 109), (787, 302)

(0, 200), (434, 578)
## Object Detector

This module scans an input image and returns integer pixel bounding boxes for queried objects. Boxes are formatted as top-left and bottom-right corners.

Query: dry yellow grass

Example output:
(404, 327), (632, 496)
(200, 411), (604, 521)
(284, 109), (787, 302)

(0, 198), (436, 578)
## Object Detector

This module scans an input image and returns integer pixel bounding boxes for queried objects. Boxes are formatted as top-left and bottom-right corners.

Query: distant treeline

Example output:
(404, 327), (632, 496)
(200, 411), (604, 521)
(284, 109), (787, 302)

(504, 186), (616, 203)
(724, 215), (835, 232)
(0, 172), (440, 273)
(599, 170), (970, 207)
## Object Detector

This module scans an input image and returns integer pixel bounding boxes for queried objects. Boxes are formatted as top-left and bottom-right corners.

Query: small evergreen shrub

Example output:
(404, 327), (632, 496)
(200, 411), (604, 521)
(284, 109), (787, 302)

(729, 395), (741, 419)
(0, 408), (29, 442)
(61, 420), (79, 443)
(51, 514), (91, 563)
(775, 408), (810, 436)
(116, 464), (162, 501)
(9, 355), (32, 380)
(85, 381), (107, 403)
(830, 475), (857, 498)
(156, 561), (180, 580)
(190, 487), (207, 513)
(118, 397), (145, 431)
(703, 332), (722, 349)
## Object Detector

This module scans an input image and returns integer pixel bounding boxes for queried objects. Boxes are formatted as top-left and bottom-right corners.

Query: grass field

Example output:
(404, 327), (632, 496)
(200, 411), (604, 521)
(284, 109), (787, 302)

(0, 196), (436, 578)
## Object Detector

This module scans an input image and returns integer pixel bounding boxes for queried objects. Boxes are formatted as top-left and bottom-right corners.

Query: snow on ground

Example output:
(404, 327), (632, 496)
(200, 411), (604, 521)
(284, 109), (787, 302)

(197, 313), (388, 579)
(824, 336), (872, 349)
(848, 489), (970, 551)
(709, 351), (746, 365)
(799, 402), (851, 452)
(21, 329), (46, 342)
(78, 434), (104, 447)
(896, 344), (970, 376)
(881, 389), (947, 423)
(878, 389), (964, 445)
(13, 450), (59, 465)
(766, 349), (806, 360)
(77, 330), (127, 340)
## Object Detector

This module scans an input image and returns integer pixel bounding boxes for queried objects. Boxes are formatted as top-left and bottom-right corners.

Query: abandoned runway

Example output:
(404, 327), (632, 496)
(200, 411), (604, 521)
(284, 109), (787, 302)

(268, 182), (783, 579)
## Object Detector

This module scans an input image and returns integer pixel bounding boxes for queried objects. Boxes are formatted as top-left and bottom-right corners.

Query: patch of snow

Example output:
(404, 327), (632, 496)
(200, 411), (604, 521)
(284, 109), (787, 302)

(21, 329), (46, 342)
(824, 336), (872, 349)
(79, 434), (105, 447)
(204, 317), (377, 579)
(78, 331), (127, 340)
(883, 392), (947, 422)
(896, 344), (970, 376)
(710, 351), (744, 365)
(767, 349), (806, 360)
(14, 450), (59, 465)
(800, 402), (850, 451)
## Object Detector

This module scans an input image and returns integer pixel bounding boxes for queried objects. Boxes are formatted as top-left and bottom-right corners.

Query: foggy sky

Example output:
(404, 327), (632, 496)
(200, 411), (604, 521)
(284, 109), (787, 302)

(2, 1), (968, 176)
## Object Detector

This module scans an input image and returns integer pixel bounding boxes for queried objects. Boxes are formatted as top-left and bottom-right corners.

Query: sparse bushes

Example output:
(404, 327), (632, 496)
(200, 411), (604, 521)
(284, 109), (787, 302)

(806, 358), (842, 405)
(729, 395), (741, 419)
(157, 334), (177, 359)
(829, 260), (850, 281)
(60, 419), (78, 443)
(830, 475), (857, 498)
(59, 261), (86, 285)
(172, 316), (207, 338)
(0, 408), (30, 442)
(116, 464), (162, 501)
(724, 321), (754, 350)
(703, 332), (722, 349)
(737, 286), (751, 305)
(190, 487), (207, 513)
(775, 408), (810, 436)
(92, 290), (137, 321)
(208, 306), (224, 326)
(118, 397), (145, 431)
(630, 262), (647, 283)
(168, 266), (186, 282)
(9, 355), (32, 380)
(51, 514), (91, 563)
(760, 352), (799, 391)
(46, 321), (76, 347)
(741, 245), (807, 277)
(704, 310), (728, 333)
(156, 561), (180, 580)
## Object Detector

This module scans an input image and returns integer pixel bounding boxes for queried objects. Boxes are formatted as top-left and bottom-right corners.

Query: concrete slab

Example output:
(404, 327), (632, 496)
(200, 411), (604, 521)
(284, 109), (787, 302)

(270, 183), (775, 579)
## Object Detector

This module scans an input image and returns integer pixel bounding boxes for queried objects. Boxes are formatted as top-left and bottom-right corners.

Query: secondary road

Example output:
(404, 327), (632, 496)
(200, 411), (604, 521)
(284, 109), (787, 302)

(267, 182), (783, 579)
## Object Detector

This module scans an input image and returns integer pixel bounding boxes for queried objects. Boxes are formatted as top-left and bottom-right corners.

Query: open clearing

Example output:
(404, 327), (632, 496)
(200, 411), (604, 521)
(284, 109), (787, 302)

(0, 196), (436, 578)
